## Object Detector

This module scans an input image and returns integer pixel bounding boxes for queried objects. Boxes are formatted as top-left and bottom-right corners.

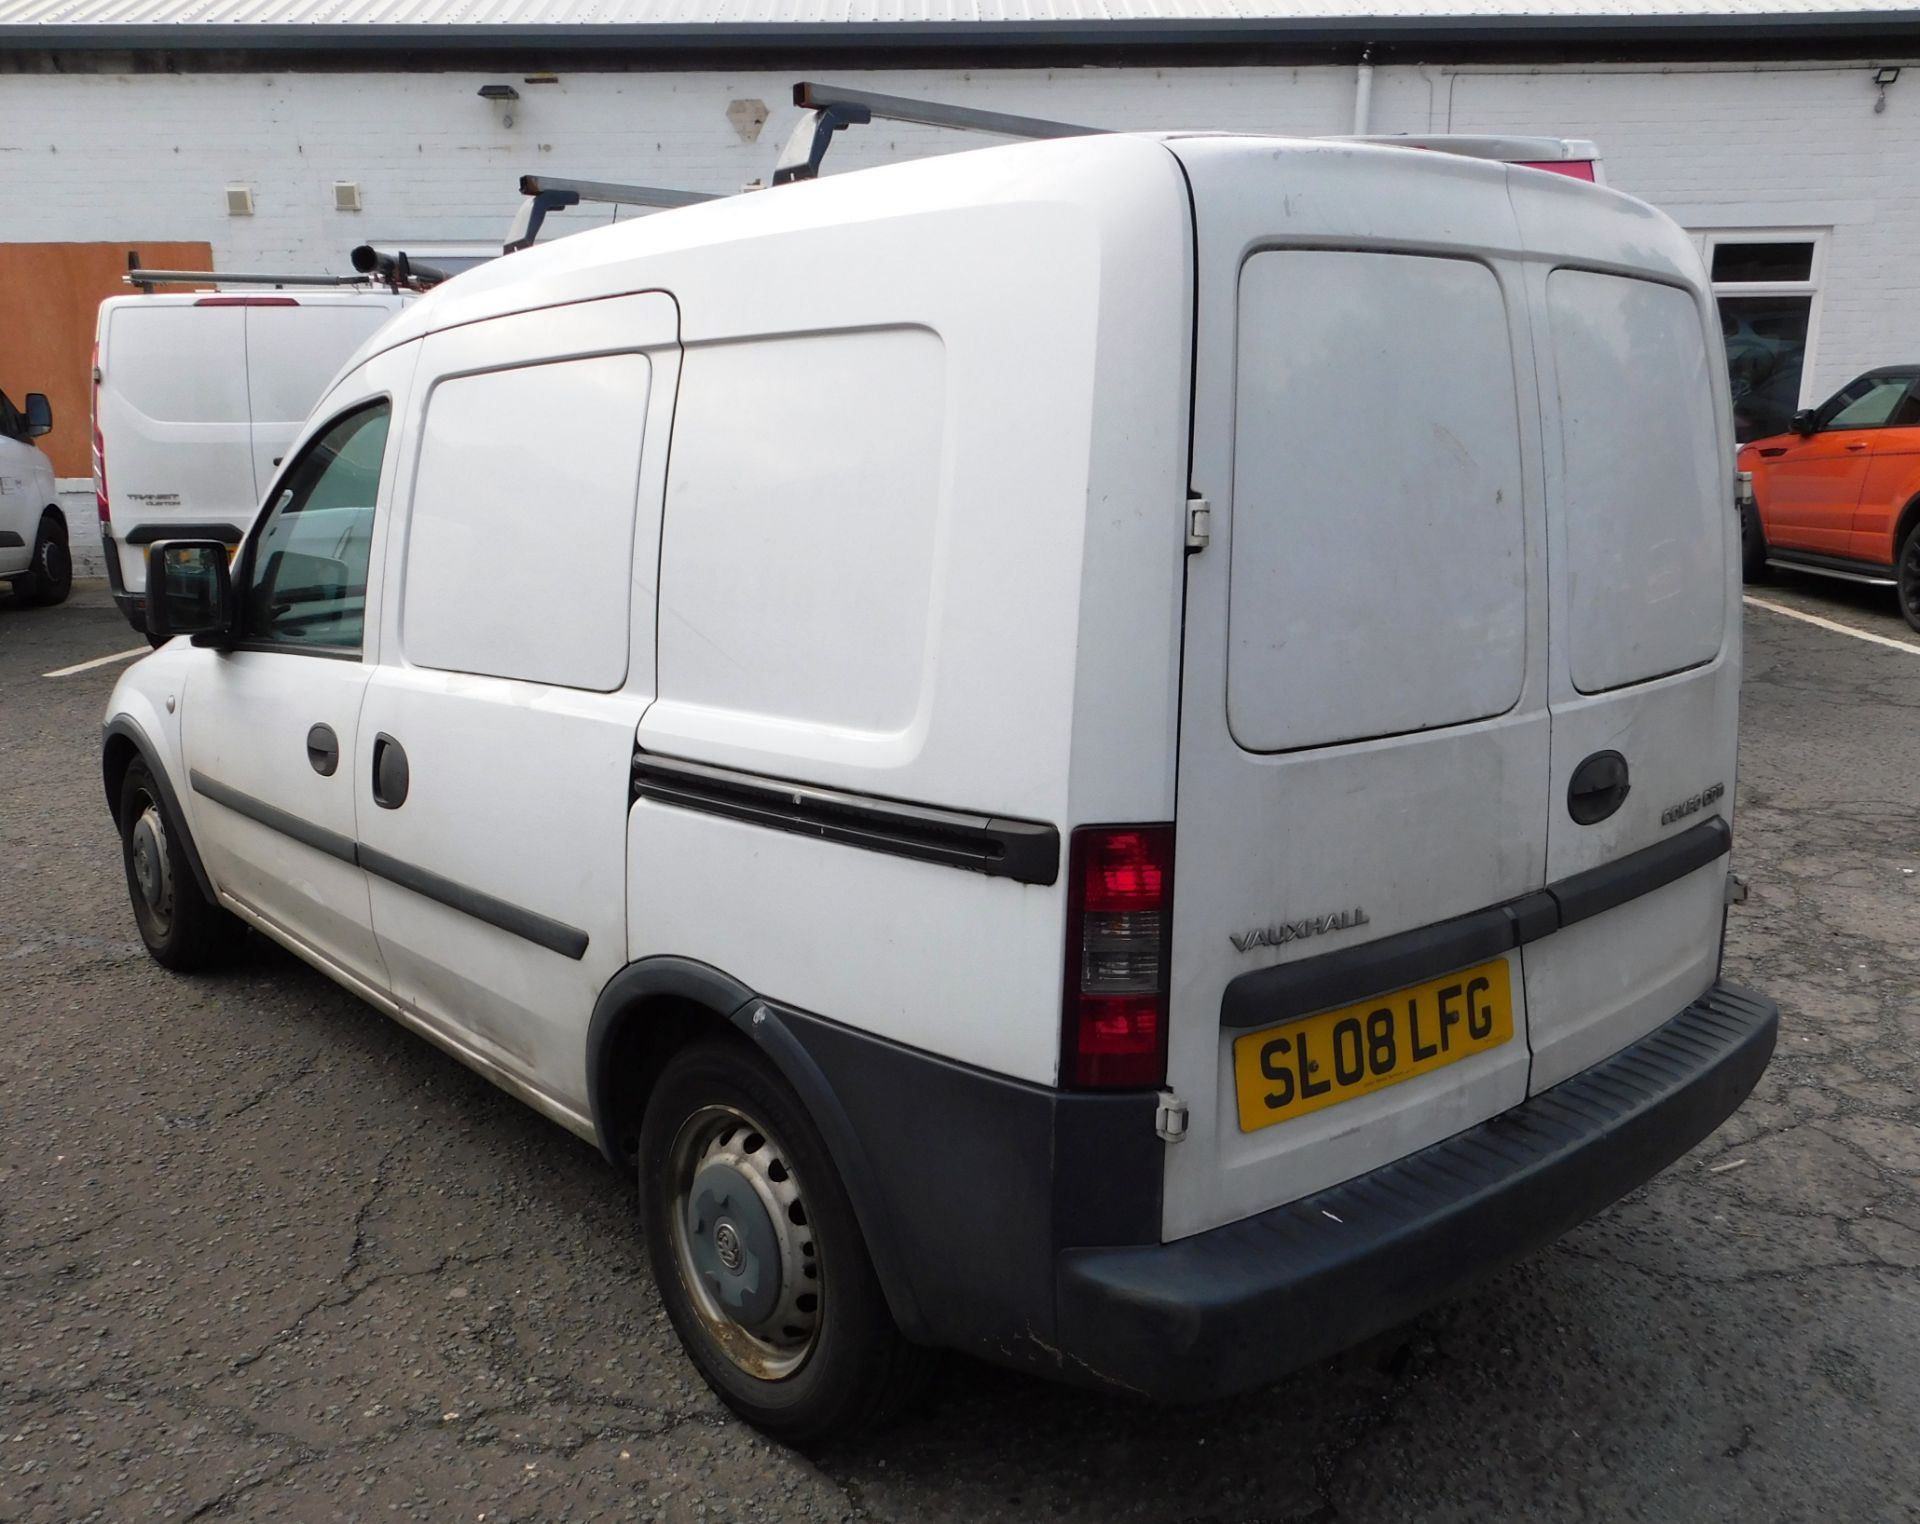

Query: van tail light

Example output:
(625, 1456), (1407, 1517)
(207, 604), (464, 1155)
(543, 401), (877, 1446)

(192, 296), (300, 307)
(1062, 825), (1174, 1089)
(91, 343), (109, 527)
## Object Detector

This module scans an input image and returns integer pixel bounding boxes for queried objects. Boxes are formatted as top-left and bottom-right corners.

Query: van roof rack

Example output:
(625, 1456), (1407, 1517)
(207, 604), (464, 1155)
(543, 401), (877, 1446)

(774, 81), (1105, 185)
(122, 249), (436, 294)
(505, 174), (726, 252)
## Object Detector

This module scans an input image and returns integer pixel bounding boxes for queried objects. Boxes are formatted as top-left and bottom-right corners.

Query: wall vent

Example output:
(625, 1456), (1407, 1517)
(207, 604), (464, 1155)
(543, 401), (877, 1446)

(225, 185), (255, 217)
(333, 181), (363, 213)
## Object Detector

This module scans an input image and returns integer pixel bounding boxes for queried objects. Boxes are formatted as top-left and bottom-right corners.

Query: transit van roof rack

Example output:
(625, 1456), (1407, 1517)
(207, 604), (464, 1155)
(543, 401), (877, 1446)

(774, 81), (1106, 185)
(505, 173), (726, 252)
(122, 249), (441, 294)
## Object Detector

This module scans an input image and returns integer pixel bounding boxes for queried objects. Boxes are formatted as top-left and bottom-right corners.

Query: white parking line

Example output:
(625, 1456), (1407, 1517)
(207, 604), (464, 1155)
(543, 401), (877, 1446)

(1743, 596), (1920, 656)
(42, 646), (150, 679)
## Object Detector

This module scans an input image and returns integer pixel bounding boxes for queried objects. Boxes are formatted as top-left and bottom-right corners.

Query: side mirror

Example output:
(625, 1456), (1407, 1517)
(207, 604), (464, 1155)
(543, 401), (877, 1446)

(1790, 408), (1818, 436)
(147, 541), (235, 645)
(22, 393), (52, 438)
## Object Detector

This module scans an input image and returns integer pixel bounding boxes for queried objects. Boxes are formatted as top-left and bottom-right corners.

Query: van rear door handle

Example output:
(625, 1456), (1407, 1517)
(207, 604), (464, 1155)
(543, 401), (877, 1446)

(371, 733), (410, 809)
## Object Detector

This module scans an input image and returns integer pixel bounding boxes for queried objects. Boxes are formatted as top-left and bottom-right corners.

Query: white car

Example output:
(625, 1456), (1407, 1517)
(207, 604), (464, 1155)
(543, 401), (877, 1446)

(0, 387), (68, 606)
(102, 129), (1776, 1443)
(92, 289), (408, 635)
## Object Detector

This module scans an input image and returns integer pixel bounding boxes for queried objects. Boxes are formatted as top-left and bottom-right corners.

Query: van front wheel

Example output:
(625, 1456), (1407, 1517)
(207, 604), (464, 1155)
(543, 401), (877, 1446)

(26, 510), (71, 606)
(638, 1035), (933, 1444)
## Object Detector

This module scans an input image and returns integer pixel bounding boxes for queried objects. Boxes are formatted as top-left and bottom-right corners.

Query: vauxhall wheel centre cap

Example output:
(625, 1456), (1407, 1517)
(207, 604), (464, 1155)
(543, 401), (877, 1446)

(686, 1162), (782, 1329)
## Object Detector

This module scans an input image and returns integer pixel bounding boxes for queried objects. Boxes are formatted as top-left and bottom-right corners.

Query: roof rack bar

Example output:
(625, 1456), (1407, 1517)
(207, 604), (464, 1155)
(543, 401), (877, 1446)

(121, 269), (369, 288)
(774, 81), (1105, 184)
(794, 81), (1102, 143)
(505, 173), (724, 252)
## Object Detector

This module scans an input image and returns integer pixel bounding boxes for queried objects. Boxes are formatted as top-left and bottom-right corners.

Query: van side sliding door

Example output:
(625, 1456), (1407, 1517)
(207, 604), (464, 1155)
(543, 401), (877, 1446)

(354, 293), (680, 1125)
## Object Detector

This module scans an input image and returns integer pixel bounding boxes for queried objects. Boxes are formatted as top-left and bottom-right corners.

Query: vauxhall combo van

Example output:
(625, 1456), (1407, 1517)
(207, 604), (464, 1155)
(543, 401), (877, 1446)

(103, 131), (1777, 1441)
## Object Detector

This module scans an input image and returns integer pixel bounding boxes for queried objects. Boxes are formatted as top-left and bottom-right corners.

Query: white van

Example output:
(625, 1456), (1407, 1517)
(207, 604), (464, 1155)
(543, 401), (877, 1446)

(0, 386), (66, 604)
(102, 131), (1776, 1442)
(93, 290), (407, 634)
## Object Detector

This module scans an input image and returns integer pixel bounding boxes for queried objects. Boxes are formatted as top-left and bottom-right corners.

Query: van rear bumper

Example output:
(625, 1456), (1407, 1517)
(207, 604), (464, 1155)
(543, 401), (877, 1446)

(1052, 979), (1776, 1402)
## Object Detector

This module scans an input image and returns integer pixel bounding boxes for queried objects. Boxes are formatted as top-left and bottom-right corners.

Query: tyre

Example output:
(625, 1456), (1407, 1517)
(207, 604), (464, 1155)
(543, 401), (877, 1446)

(638, 1035), (935, 1444)
(118, 759), (245, 971)
(1739, 500), (1769, 584)
(1898, 522), (1920, 635)
(25, 510), (71, 606)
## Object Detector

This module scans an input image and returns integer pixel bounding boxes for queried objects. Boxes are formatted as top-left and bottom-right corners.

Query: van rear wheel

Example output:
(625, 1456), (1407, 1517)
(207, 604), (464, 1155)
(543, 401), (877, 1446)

(638, 1035), (934, 1444)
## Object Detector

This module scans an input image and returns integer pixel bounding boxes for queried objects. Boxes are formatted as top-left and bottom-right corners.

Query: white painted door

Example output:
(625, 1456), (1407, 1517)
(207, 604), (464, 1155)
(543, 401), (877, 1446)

(1161, 141), (1551, 1241)
(245, 297), (406, 501)
(1516, 252), (1738, 1092)
(181, 349), (415, 988)
(355, 293), (679, 1112)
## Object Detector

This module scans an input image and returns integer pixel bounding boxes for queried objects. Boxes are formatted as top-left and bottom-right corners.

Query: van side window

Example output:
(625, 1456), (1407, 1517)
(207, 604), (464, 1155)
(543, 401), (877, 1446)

(0, 391), (22, 442)
(243, 402), (390, 653)
(401, 355), (650, 691)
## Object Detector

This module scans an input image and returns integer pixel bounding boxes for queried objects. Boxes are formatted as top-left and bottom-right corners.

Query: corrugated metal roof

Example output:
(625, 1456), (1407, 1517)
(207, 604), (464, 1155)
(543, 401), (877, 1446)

(4, 0), (1920, 25)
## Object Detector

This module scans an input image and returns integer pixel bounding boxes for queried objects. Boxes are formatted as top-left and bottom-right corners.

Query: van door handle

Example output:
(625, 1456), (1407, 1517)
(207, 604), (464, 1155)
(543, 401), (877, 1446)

(1845, 440), (1869, 452)
(305, 723), (339, 776)
(1568, 750), (1631, 825)
(1758, 447), (1788, 457)
(371, 733), (410, 810)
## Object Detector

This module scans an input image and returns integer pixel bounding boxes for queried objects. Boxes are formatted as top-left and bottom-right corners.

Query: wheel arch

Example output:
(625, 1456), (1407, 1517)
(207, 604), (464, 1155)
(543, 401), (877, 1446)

(102, 716), (216, 903)
(586, 956), (925, 1336)
(1894, 492), (1920, 560)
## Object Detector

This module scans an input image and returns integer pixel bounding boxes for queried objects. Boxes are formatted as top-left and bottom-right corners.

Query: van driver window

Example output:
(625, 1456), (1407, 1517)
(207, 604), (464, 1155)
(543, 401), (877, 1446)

(244, 402), (390, 652)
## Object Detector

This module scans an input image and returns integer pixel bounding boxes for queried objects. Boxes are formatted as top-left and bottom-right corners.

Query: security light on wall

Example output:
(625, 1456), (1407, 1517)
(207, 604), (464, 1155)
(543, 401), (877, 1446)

(333, 181), (363, 212)
(226, 185), (255, 216)
(1874, 66), (1901, 112)
(478, 82), (521, 127)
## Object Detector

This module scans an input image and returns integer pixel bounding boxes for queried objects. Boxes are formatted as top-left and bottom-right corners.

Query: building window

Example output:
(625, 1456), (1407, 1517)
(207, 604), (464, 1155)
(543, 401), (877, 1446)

(1697, 230), (1825, 443)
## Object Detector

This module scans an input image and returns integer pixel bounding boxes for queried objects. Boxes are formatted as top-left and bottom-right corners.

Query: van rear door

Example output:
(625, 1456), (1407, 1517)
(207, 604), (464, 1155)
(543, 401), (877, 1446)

(1506, 177), (1738, 1092)
(97, 299), (252, 562)
(245, 296), (405, 495)
(1161, 139), (1552, 1240)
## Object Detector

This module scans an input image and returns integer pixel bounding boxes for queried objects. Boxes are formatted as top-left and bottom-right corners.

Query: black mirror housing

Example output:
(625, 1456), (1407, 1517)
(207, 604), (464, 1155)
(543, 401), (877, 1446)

(147, 541), (236, 645)
(1790, 408), (1818, 435)
(23, 392), (52, 438)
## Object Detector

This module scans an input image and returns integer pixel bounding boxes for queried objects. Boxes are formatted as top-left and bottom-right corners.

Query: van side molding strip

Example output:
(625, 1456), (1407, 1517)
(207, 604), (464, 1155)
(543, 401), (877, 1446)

(1220, 817), (1730, 1030)
(631, 753), (1061, 887)
(187, 768), (589, 960)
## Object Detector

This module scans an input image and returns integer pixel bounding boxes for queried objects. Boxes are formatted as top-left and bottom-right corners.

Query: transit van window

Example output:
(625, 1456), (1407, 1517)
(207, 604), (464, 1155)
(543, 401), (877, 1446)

(244, 402), (390, 652)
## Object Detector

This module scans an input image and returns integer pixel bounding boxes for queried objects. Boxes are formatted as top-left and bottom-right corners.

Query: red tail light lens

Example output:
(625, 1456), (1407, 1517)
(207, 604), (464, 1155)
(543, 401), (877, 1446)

(192, 296), (300, 306)
(91, 343), (109, 527)
(1063, 826), (1174, 1089)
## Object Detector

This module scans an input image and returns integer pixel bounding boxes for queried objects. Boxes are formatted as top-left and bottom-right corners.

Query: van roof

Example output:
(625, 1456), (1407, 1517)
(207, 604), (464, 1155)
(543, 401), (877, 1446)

(345, 130), (1651, 372)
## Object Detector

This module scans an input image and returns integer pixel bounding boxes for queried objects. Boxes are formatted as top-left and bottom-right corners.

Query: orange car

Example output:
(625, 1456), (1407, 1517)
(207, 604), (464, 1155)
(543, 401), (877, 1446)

(1738, 366), (1920, 631)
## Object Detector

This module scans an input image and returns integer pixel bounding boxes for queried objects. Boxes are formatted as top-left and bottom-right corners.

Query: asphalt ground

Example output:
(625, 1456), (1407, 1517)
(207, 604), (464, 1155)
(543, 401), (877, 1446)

(3, 575), (1917, 1524)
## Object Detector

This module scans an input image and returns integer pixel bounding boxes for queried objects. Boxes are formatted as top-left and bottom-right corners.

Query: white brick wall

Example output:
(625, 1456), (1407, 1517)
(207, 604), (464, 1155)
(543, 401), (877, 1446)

(4, 57), (1915, 409)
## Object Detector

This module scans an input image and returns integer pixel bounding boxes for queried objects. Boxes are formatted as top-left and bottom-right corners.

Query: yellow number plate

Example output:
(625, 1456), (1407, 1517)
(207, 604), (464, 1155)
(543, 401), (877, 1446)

(1231, 958), (1514, 1132)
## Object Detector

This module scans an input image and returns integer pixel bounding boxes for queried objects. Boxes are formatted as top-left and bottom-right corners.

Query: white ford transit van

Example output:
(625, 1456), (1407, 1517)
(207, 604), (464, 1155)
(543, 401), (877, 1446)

(103, 131), (1776, 1442)
(93, 290), (407, 634)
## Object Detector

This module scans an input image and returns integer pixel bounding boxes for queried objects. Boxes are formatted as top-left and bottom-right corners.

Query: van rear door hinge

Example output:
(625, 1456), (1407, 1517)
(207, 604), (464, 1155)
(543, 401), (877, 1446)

(1185, 499), (1211, 552)
(1156, 1094), (1189, 1143)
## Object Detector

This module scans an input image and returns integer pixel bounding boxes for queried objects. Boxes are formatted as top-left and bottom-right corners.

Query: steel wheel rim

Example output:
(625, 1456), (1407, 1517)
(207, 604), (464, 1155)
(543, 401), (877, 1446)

(666, 1103), (822, 1380)
(129, 798), (174, 935)
(40, 534), (70, 588)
